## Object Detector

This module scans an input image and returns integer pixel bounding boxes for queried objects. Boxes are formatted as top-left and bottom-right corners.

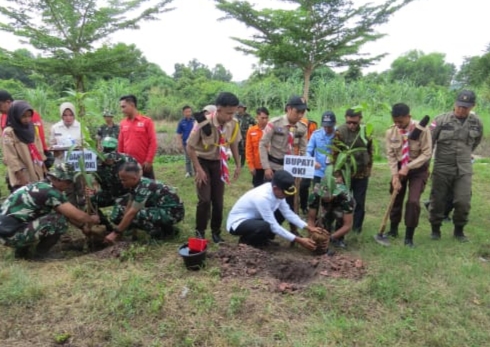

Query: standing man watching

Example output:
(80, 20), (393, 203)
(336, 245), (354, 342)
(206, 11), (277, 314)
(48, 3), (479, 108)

(235, 103), (256, 168)
(300, 111), (336, 214)
(118, 94), (157, 179)
(259, 95), (308, 235)
(176, 105), (194, 178)
(383, 103), (432, 247)
(245, 107), (269, 187)
(186, 92), (241, 243)
(332, 108), (373, 234)
(96, 111), (120, 151)
(429, 90), (483, 242)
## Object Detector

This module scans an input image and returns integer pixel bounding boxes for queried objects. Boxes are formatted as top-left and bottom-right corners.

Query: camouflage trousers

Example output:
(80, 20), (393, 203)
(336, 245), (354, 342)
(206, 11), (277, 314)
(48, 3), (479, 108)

(110, 196), (185, 233)
(0, 213), (68, 249)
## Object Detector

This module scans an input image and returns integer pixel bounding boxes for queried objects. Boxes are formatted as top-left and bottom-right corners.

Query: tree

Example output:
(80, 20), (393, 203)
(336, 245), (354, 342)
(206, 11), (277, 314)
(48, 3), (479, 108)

(455, 44), (490, 87)
(0, 49), (36, 87)
(0, 0), (174, 93)
(215, 0), (414, 99)
(389, 50), (456, 87)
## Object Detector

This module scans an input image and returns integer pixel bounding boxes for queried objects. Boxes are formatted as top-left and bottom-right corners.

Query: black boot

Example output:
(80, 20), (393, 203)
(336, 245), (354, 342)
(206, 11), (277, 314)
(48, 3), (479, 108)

(453, 225), (469, 243)
(33, 234), (63, 260)
(404, 227), (415, 248)
(386, 223), (399, 238)
(211, 231), (224, 244)
(430, 224), (441, 240)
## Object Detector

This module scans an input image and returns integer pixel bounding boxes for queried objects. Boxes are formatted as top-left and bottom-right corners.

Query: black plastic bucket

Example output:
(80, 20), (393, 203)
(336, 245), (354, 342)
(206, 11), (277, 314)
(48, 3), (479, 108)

(179, 243), (207, 270)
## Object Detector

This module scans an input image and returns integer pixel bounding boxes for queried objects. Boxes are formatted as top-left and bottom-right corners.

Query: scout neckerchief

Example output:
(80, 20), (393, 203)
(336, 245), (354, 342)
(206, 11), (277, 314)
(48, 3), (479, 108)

(287, 125), (295, 154)
(28, 143), (44, 166)
(399, 121), (414, 168)
(219, 125), (230, 184)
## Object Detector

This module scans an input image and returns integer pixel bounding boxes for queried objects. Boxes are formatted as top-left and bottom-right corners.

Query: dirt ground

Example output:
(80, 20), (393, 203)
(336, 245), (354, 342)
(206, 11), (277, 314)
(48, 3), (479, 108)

(210, 243), (366, 293)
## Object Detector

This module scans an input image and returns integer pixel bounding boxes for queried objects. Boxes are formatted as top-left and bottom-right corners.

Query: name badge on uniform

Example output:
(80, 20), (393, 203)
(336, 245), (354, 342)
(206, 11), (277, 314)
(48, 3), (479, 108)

(137, 122), (144, 127)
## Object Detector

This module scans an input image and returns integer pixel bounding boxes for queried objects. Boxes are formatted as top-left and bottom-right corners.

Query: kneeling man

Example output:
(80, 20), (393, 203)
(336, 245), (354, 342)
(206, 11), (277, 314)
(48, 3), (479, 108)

(226, 170), (319, 250)
(104, 162), (185, 243)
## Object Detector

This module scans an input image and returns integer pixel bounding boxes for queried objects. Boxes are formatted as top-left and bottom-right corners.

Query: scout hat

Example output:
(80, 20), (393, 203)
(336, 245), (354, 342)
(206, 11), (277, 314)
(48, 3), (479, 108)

(321, 111), (336, 126)
(456, 90), (476, 108)
(47, 163), (75, 182)
(286, 95), (309, 111)
(272, 170), (297, 196)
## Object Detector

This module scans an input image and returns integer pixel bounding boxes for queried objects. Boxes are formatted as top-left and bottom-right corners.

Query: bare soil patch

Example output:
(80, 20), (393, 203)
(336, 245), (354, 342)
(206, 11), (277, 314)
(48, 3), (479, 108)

(211, 243), (366, 293)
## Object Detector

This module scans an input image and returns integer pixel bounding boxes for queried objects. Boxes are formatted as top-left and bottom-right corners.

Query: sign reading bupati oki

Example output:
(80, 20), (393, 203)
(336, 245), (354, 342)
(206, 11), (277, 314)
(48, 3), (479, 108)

(283, 155), (315, 178)
(65, 150), (97, 172)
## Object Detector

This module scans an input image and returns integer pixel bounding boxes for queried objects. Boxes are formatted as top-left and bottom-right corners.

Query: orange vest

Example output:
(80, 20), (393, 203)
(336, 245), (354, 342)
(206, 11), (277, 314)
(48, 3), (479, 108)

(301, 118), (318, 140)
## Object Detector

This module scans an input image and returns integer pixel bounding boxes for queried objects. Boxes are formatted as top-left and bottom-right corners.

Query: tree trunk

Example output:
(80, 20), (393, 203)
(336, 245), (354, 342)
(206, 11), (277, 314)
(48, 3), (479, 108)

(302, 67), (313, 101)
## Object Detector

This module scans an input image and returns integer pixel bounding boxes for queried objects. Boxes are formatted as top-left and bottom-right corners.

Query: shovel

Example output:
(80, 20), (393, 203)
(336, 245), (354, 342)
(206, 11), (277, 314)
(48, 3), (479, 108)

(374, 189), (398, 246)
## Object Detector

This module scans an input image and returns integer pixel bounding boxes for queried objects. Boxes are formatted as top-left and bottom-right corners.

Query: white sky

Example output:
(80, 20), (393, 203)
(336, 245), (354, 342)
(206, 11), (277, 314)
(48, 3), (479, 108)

(0, 0), (489, 81)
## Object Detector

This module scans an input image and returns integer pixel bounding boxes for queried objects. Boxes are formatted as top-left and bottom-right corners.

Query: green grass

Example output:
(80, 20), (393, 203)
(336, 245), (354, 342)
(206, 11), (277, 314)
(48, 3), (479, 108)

(1, 160), (490, 346)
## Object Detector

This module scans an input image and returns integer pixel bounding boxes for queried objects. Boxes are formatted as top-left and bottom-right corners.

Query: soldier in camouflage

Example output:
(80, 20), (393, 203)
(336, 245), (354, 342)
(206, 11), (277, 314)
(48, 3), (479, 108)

(88, 137), (138, 232)
(104, 162), (185, 243)
(235, 103), (257, 167)
(0, 163), (100, 259)
(307, 179), (354, 249)
(96, 111), (120, 151)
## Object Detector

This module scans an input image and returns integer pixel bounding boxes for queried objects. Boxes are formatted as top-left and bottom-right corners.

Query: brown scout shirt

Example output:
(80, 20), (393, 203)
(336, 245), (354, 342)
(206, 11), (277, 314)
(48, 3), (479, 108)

(186, 112), (241, 161)
(385, 120), (432, 176)
(259, 114), (308, 171)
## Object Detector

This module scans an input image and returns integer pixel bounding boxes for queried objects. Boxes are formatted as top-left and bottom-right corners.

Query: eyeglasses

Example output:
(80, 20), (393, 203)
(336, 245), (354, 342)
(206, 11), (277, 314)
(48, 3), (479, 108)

(346, 121), (359, 125)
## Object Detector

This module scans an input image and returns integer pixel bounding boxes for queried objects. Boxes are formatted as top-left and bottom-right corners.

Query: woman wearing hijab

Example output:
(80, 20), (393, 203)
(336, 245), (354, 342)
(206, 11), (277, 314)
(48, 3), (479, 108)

(2, 100), (46, 192)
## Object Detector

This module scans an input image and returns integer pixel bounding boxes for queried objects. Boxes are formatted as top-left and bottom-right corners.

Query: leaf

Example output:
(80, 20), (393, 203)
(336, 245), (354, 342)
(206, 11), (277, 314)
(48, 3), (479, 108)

(334, 152), (347, 172)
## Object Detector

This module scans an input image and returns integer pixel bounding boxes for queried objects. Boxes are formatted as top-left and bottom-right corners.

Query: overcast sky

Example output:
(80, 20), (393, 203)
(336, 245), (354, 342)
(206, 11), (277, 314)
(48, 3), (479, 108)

(1, 0), (489, 81)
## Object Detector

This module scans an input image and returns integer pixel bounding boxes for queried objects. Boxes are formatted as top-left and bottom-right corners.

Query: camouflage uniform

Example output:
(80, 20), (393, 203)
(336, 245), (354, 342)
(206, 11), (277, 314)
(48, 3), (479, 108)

(92, 153), (138, 208)
(96, 124), (120, 141)
(110, 177), (184, 234)
(0, 181), (68, 249)
(236, 112), (256, 167)
(308, 183), (354, 233)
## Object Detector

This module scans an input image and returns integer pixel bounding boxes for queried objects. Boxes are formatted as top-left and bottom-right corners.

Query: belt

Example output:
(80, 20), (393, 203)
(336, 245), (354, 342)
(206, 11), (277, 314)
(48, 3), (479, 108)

(268, 155), (284, 165)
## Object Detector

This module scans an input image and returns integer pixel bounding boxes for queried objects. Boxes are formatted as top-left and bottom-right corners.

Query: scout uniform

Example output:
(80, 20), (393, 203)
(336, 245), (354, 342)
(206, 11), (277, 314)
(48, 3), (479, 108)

(186, 111), (241, 241)
(110, 177), (184, 235)
(385, 120), (432, 243)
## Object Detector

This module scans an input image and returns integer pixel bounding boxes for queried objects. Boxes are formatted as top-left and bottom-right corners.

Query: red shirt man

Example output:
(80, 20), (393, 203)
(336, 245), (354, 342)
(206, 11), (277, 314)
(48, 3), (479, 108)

(118, 94), (157, 179)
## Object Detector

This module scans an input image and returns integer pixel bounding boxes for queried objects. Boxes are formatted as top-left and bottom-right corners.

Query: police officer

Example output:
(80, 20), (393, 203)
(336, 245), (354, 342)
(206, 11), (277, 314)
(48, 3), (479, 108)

(307, 180), (355, 249)
(259, 95), (308, 233)
(104, 162), (185, 243)
(429, 90), (483, 242)
(235, 103), (256, 167)
(0, 163), (100, 259)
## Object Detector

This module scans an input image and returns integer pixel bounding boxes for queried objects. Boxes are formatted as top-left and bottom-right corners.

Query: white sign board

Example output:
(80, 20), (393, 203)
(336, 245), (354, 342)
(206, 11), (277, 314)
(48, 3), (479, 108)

(283, 155), (315, 178)
(65, 150), (97, 172)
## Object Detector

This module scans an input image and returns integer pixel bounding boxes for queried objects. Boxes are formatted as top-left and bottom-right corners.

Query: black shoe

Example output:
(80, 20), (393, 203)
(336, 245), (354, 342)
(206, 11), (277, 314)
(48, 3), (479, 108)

(430, 232), (441, 240)
(423, 201), (430, 211)
(454, 234), (469, 243)
(212, 233), (224, 244)
(195, 230), (205, 239)
(404, 239), (415, 248)
(386, 229), (398, 238)
(14, 247), (31, 259)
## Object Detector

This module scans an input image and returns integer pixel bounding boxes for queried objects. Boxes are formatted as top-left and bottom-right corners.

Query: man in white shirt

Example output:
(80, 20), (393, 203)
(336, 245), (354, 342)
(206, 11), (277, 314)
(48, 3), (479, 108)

(226, 170), (319, 250)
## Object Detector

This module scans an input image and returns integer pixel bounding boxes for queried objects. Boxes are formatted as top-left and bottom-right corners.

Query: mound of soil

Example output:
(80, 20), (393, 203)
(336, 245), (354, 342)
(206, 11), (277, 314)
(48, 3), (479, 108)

(211, 243), (366, 293)
(92, 241), (132, 259)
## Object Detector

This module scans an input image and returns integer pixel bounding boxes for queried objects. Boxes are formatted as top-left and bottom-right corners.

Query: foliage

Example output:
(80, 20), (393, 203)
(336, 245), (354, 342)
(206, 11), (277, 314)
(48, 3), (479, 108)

(456, 44), (490, 88)
(215, 0), (415, 98)
(0, 0), (175, 91)
(389, 50), (456, 87)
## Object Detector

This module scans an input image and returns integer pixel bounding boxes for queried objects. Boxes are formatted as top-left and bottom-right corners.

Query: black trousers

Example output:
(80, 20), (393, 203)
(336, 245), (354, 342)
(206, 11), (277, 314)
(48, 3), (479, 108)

(252, 169), (266, 187)
(230, 219), (276, 246)
(351, 177), (369, 232)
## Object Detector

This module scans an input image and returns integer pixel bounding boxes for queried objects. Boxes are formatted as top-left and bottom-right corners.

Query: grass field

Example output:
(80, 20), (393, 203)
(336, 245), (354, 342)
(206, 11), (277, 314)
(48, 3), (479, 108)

(1, 158), (490, 347)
